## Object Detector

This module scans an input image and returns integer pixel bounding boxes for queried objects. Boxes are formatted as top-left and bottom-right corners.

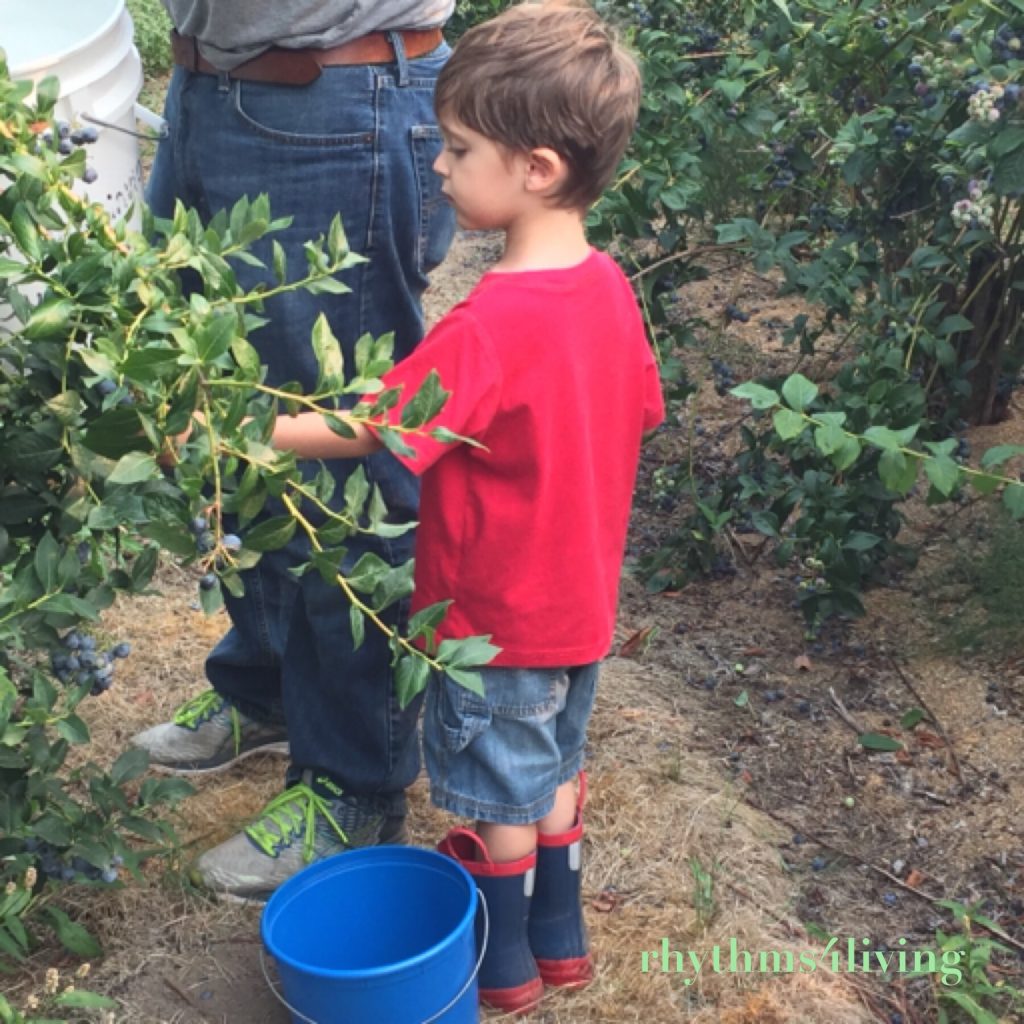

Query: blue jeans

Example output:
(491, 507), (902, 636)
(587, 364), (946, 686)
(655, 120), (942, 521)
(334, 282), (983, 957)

(146, 37), (455, 803)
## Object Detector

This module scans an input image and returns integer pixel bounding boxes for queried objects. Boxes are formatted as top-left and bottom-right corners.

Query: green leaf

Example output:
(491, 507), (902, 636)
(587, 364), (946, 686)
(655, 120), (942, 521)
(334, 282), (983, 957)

(939, 991), (1000, 1024)
(243, 515), (296, 552)
(729, 382), (779, 409)
(1002, 482), (1024, 519)
(34, 532), (60, 591)
(858, 732), (903, 752)
(980, 444), (1024, 469)
(394, 656), (430, 709)
(349, 604), (365, 650)
(10, 204), (41, 260)
(437, 634), (501, 670)
(993, 148), (1024, 197)
(107, 452), (160, 485)
(831, 435), (862, 472)
(272, 240), (288, 284)
(53, 992), (119, 1011)
(446, 667), (485, 696)
(989, 126), (1024, 159)
(734, 690), (749, 708)
(110, 747), (149, 785)
(37, 594), (99, 618)
(311, 313), (345, 393)
(936, 314), (974, 337)
(901, 709), (924, 729)
(970, 472), (1001, 496)
(814, 421), (846, 456)
(843, 532), (881, 552)
(772, 408), (806, 440)
(924, 456), (960, 497)
(44, 907), (102, 958)
(82, 407), (146, 459)
(0, 924), (26, 962)
(716, 79), (746, 103)
(400, 369), (450, 430)
(141, 521), (197, 558)
(327, 214), (349, 262)
(22, 297), (74, 339)
(864, 425), (917, 451)
(195, 313), (237, 363)
(878, 450), (919, 495)
(56, 714), (90, 745)
(781, 373), (818, 411)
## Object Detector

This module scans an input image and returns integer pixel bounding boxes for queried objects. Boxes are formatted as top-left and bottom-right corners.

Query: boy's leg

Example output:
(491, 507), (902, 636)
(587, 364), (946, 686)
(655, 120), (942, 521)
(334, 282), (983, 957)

(427, 666), (575, 1012)
(438, 826), (544, 1014)
(527, 663), (599, 987)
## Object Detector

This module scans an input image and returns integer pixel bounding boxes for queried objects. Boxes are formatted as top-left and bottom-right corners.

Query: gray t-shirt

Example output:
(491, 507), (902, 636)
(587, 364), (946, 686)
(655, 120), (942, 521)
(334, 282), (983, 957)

(163, 1), (455, 70)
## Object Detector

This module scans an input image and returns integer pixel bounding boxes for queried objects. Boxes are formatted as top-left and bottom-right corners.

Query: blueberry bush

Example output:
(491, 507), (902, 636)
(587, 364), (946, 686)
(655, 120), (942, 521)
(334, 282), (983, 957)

(0, 60), (493, 1000)
(582, 0), (1024, 629)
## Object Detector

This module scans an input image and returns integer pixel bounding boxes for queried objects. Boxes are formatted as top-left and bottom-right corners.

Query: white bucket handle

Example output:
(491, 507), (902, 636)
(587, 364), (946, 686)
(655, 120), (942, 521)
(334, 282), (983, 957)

(80, 105), (168, 140)
(260, 886), (490, 1024)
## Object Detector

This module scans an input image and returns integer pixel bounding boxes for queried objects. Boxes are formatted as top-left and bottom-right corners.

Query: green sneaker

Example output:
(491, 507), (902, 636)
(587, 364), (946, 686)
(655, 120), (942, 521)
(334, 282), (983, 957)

(191, 773), (407, 902)
(129, 690), (288, 775)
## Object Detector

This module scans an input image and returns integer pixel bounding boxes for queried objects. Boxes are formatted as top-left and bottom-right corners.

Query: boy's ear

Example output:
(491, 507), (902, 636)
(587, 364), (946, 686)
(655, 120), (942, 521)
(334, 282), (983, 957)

(524, 146), (569, 196)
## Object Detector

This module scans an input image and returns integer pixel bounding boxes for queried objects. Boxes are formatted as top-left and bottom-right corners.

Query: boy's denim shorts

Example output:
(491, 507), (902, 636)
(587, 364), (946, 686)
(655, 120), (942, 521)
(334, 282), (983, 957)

(423, 663), (599, 824)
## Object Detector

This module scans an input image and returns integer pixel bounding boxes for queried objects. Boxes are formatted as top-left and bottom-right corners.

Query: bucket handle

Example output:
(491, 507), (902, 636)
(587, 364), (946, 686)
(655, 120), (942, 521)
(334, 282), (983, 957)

(260, 887), (490, 1024)
(80, 107), (169, 141)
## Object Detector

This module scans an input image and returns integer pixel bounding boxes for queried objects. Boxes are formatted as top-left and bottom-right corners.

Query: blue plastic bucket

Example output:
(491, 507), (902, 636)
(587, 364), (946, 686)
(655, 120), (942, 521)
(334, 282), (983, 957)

(261, 846), (480, 1024)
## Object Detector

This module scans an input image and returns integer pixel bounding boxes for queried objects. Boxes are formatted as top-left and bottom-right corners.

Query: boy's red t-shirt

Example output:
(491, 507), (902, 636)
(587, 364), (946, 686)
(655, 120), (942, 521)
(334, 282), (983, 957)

(374, 249), (664, 667)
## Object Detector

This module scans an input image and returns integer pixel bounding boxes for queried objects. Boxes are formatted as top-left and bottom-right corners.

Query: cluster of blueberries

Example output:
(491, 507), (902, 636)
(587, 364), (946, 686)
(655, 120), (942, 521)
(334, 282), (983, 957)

(50, 631), (130, 695)
(188, 515), (241, 592)
(23, 837), (122, 885)
(710, 357), (737, 397)
(768, 144), (799, 190)
(991, 22), (1024, 64)
(40, 120), (100, 184)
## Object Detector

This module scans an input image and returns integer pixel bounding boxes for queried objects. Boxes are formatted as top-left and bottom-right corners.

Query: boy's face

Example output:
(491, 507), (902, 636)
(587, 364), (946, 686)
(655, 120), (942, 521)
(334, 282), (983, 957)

(433, 116), (531, 231)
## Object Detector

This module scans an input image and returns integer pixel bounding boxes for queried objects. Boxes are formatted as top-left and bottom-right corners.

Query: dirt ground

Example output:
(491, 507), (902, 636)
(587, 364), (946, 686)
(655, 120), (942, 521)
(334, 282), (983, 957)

(8, 234), (1024, 1024)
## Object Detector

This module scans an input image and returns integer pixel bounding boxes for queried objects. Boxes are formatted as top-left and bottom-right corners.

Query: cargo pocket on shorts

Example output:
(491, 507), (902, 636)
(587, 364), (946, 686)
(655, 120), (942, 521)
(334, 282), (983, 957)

(437, 673), (492, 754)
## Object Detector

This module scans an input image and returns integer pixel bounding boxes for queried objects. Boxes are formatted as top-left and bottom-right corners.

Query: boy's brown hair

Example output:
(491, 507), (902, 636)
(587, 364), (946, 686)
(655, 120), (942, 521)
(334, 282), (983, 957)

(434, 1), (641, 210)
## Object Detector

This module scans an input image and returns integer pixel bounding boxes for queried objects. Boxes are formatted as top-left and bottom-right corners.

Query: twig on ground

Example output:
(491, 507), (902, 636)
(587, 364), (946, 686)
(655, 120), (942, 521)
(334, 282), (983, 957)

(828, 687), (866, 734)
(889, 658), (966, 787)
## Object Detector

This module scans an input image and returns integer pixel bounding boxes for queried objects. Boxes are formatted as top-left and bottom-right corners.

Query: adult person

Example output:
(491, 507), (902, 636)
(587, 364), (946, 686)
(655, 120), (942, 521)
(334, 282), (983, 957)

(131, 0), (457, 901)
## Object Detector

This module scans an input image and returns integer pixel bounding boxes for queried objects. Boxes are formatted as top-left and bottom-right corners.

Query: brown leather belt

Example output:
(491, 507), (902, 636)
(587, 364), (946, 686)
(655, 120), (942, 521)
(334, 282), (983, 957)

(171, 28), (444, 86)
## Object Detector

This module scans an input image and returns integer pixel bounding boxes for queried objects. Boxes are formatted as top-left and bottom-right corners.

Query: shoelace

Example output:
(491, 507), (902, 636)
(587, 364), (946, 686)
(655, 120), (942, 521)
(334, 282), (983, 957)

(172, 691), (242, 752)
(245, 783), (349, 861)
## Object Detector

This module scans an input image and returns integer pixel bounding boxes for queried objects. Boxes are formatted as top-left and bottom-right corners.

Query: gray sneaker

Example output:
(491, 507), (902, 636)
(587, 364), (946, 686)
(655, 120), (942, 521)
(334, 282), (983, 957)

(130, 690), (289, 775)
(190, 772), (407, 902)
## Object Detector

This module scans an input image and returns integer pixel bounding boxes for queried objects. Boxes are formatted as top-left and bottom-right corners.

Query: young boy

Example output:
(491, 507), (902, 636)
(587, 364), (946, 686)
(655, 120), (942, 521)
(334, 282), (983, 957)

(270, 1), (663, 1011)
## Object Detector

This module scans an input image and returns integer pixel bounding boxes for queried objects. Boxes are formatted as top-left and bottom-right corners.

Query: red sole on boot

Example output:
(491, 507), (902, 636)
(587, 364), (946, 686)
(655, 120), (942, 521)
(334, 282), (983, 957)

(480, 976), (545, 1014)
(536, 954), (595, 988)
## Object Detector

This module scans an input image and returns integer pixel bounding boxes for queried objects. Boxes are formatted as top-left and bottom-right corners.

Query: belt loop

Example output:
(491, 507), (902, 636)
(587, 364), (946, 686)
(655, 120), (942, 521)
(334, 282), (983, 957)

(217, 71), (230, 92)
(388, 30), (410, 87)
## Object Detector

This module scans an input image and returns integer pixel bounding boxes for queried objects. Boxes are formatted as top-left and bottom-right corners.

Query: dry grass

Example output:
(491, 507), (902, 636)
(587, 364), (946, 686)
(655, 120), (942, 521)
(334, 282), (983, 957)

(5, 567), (877, 1023)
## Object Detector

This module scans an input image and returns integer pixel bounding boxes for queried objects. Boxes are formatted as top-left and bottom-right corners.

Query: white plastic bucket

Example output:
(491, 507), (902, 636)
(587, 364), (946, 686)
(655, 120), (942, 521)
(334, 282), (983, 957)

(1, 0), (151, 224)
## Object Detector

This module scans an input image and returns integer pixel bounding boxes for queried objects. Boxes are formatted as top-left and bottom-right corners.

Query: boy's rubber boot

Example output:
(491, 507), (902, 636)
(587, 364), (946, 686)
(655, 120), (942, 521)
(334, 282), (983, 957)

(528, 772), (595, 988)
(437, 828), (544, 1014)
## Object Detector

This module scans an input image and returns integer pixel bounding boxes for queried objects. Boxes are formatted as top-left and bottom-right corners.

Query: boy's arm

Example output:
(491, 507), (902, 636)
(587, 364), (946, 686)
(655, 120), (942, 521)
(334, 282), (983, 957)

(271, 411), (383, 460)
